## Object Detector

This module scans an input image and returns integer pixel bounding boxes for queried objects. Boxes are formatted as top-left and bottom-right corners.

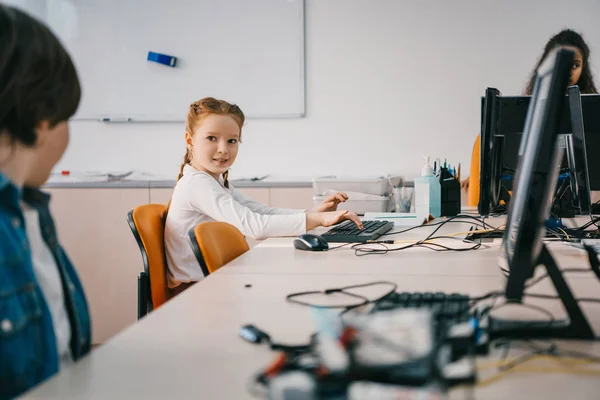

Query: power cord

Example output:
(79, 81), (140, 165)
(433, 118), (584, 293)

(381, 214), (498, 237)
(351, 215), (501, 256)
(286, 281), (398, 310)
(524, 293), (600, 304)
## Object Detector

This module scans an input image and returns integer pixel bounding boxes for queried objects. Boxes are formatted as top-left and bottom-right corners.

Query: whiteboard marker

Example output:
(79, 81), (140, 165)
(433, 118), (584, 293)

(100, 117), (132, 122)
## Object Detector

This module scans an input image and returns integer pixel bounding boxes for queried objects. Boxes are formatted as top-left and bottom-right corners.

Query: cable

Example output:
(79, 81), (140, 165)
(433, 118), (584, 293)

(576, 297), (600, 304)
(523, 267), (591, 290)
(286, 281), (398, 310)
(576, 215), (600, 232)
(550, 180), (571, 215)
(476, 352), (600, 388)
(352, 215), (504, 256)
(351, 235), (485, 256)
(571, 200), (600, 232)
(381, 214), (499, 237)
(590, 200), (600, 229)
(375, 229), (496, 244)
(475, 338), (600, 389)
(525, 293), (600, 304)
(428, 215), (498, 234)
(328, 243), (352, 250)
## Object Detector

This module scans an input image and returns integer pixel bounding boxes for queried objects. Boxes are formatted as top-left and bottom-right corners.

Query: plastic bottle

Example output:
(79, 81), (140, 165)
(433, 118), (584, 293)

(415, 156), (441, 218)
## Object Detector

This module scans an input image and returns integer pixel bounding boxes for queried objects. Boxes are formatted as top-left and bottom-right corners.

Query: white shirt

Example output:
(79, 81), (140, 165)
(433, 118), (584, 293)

(165, 165), (306, 287)
(22, 203), (72, 365)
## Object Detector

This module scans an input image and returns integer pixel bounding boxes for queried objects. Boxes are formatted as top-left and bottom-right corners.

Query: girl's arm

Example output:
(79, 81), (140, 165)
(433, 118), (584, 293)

(230, 186), (349, 215)
(229, 185), (303, 215)
(186, 175), (305, 239)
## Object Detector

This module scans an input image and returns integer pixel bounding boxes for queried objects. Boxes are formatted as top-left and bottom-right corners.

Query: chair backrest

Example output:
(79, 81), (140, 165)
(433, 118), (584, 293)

(188, 222), (250, 275)
(127, 204), (172, 310)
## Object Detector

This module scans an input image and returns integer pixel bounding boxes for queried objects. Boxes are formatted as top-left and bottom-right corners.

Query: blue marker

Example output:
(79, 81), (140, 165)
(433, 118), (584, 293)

(147, 51), (177, 67)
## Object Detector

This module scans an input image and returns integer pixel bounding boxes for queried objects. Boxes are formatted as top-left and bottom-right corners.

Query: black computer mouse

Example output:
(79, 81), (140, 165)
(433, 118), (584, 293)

(293, 234), (329, 251)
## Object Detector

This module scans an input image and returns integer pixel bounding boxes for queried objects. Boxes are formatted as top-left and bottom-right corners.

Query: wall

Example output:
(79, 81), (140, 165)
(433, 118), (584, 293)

(56, 0), (600, 181)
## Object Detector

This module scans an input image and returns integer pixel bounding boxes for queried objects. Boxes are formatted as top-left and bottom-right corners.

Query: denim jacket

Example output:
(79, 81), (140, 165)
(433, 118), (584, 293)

(0, 172), (91, 399)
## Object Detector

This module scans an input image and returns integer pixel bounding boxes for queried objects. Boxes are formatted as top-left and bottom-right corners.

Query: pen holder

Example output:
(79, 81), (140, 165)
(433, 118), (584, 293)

(439, 168), (461, 217)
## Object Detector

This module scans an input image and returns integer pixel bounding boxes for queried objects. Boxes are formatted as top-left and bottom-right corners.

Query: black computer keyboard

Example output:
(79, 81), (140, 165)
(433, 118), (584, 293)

(321, 220), (394, 243)
(372, 291), (471, 340)
(372, 291), (482, 365)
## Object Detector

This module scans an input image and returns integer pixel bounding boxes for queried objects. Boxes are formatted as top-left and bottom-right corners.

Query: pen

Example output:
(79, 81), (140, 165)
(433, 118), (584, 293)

(100, 117), (132, 122)
(458, 163), (461, 181)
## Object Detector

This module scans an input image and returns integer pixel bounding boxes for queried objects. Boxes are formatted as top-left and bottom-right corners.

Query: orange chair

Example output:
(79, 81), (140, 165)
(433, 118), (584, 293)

(127, 204), (190, 319)
(188, 222), (249, 275)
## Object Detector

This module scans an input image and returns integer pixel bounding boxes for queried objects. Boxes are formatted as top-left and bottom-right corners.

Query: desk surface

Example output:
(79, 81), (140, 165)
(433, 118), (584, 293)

(23, 221), (600, 399)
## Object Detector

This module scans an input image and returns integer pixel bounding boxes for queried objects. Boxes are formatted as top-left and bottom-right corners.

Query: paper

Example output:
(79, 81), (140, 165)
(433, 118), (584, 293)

(363, 212), (426, 227)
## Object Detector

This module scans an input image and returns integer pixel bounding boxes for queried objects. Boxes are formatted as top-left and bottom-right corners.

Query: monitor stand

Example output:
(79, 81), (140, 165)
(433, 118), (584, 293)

(489, 244), (596, 340)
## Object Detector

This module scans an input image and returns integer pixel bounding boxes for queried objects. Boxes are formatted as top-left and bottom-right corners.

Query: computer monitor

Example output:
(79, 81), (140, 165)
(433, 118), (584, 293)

(478, 89), (511, 216)
(566, 85), (592, 214)
(478, 89), (599, 216)
(493, 48), (595, 340)
(483, 93), (600, 191)
(478, 88), (499, 216)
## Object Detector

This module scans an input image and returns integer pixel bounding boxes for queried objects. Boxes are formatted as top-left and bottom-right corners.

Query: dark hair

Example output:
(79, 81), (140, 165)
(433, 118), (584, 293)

(0, 5), (81, 146)
(525, 29), (598, 95)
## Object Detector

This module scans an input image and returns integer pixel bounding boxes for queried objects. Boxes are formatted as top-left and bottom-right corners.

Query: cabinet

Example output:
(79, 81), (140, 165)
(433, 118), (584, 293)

(45, 184), (313, 343)
(46, 188), (149, 344)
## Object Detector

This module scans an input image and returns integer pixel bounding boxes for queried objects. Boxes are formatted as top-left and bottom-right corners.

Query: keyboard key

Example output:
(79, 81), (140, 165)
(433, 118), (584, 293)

(321, 220), (393, 243)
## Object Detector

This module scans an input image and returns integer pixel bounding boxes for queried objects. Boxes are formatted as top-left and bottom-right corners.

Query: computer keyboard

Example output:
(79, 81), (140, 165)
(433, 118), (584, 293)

(372, 291), (471, 341)
(321, 220), (394, 243)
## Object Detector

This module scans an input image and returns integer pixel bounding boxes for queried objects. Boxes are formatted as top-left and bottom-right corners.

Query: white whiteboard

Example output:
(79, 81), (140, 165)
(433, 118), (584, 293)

(10, 0), (305, 120)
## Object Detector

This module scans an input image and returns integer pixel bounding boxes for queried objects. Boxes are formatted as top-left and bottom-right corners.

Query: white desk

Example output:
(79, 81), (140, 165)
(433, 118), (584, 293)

(23, 222), (600, 400)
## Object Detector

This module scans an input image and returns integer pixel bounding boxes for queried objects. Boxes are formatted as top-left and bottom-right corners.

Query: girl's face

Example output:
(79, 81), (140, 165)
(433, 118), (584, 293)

(562, 45), (584, 87)
(186, 114), (240, 180)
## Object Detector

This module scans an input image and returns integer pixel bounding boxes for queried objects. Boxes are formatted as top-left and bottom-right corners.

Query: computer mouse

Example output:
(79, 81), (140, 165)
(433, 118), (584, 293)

(293, 234), (329, 251)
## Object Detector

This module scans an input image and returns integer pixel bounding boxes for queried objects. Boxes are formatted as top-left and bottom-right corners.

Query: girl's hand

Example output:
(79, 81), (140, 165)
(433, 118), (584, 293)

(313, 192), (348, 212)
(320, 210), (363, 229)
(306, 210), (363, 231)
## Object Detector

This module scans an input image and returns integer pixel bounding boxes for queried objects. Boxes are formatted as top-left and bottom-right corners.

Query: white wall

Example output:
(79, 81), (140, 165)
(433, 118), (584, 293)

(56, 0), (600, 180)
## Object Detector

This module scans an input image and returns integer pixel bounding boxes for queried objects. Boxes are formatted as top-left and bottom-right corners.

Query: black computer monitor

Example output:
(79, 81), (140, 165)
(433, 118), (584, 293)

(479, 90), (599, 216)
(478, 89), (512, 216)
(478, 88), (499, 216)
(493, 48), (595, 340)
(566, 85), (592, 214)
(484, 93), (600, 191)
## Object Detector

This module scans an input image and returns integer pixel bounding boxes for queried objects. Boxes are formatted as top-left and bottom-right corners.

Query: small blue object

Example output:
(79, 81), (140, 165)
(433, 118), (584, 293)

(545, 216), (566, 230)
(470, 317), (483, 344)
(558, 172), (570, 181)
(147, 51), (177, 67)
